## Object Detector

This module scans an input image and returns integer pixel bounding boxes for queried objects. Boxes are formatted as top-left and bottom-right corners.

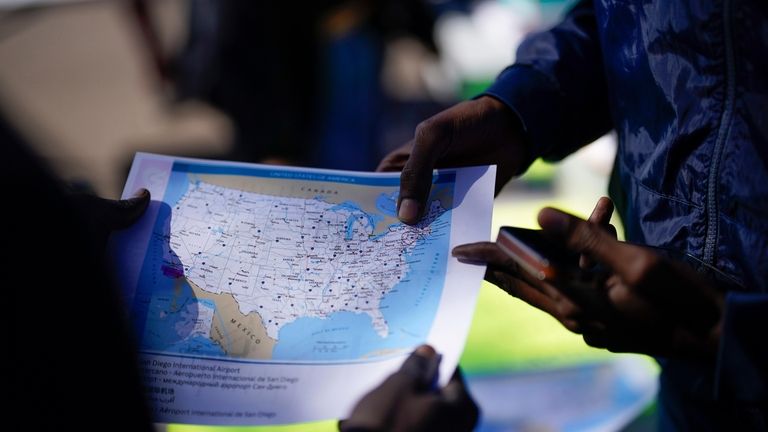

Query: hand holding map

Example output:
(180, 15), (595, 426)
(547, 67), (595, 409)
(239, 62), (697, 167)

(110, 153), (494, 425)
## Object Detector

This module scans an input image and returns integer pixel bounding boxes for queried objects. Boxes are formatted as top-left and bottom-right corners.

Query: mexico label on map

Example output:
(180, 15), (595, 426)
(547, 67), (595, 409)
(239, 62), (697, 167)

(111, 153), (495, 425)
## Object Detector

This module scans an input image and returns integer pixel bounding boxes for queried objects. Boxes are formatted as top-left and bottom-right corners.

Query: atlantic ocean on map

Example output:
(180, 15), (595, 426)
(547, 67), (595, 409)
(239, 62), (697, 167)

(129, 162), (455, 362)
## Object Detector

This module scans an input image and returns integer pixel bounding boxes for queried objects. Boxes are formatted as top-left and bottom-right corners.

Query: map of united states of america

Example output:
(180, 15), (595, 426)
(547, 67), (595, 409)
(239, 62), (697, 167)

(166, 180), (442, 354)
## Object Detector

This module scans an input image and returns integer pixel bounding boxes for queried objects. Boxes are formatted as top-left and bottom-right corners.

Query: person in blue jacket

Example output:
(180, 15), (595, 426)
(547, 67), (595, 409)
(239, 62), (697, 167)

(379, 0), (767, 429)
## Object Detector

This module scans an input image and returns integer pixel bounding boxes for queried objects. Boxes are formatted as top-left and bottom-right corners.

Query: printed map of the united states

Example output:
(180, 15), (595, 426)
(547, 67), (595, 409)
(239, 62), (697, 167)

(163, 180), (445, 360)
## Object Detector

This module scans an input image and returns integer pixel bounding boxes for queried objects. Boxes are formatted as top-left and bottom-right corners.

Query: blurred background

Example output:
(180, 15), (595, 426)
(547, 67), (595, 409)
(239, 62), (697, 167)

(0, 0), (657, 430)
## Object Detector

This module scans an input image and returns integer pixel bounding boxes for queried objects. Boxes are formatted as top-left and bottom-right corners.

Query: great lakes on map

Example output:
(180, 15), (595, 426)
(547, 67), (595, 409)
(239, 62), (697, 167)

(130, 162), (456, 362)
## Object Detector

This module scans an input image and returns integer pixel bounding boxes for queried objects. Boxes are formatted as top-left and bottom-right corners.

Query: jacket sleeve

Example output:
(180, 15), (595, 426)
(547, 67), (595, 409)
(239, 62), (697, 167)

(482, 0), (612, 161)
(715, 292), (768, 405)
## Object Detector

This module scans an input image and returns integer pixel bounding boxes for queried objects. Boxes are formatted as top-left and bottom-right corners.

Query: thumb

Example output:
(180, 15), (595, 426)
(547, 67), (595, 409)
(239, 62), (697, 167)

(106, 188), (151, 229)
(342, 345), (440, 430)
(398, 345), (440, 390)
(538, 207), (634, 275)
(580, 197), (616, 269)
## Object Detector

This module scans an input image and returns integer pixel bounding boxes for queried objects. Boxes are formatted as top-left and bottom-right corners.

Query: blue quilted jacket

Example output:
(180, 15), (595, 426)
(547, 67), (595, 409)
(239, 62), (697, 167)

(484, 0), (767, 429)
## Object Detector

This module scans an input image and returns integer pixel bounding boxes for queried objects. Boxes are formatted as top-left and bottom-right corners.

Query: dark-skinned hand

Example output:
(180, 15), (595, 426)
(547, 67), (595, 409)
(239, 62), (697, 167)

(377, 96), (531, 225)
(453, 198), (724, 361)
(340, 345), (479, 432)
(69, 188), (151, 250)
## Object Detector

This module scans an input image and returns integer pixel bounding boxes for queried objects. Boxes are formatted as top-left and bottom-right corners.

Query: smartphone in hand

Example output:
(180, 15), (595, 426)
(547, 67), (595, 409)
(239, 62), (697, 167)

(497, 226), (611, 313)
(496, 226), (581, 281)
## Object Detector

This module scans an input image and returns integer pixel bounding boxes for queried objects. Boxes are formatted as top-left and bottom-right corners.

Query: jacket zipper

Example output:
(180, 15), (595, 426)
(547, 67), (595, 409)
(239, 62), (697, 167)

(704, 0), (736, 266)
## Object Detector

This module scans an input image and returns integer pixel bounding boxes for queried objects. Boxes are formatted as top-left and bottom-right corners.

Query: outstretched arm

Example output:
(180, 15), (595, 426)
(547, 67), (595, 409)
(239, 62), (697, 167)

(379, 0), (612, 224)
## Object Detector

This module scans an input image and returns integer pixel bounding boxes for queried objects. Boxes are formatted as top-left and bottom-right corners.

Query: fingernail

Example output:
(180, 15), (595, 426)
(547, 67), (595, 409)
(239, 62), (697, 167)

(133, 188), (150, 199)
(414, 344), (436, 358)
(538, 208), (570, 234)
(398, 198), (419, 223)
(451, 246), (488, 265)
(451, 246), (468, 258)
(410, 345), (440, 388)
(401, 344), (438, 380)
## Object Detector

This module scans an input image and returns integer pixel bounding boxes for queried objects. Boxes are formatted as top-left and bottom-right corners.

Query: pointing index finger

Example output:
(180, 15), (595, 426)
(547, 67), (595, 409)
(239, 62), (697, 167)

(397, 122), (447, 224)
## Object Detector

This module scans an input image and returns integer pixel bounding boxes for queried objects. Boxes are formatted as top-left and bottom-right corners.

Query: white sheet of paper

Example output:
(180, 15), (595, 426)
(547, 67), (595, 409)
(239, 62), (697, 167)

(110, 153), (495, 425)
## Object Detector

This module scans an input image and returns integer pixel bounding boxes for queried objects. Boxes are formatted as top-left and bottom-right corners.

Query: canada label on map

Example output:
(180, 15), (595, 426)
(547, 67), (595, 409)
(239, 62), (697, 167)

(111, 153), (494, 425)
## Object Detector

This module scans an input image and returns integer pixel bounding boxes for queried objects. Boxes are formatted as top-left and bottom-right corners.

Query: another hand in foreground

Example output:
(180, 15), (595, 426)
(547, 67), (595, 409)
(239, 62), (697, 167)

(341, 345), (478, 432)
(69, 188), (151, 249)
